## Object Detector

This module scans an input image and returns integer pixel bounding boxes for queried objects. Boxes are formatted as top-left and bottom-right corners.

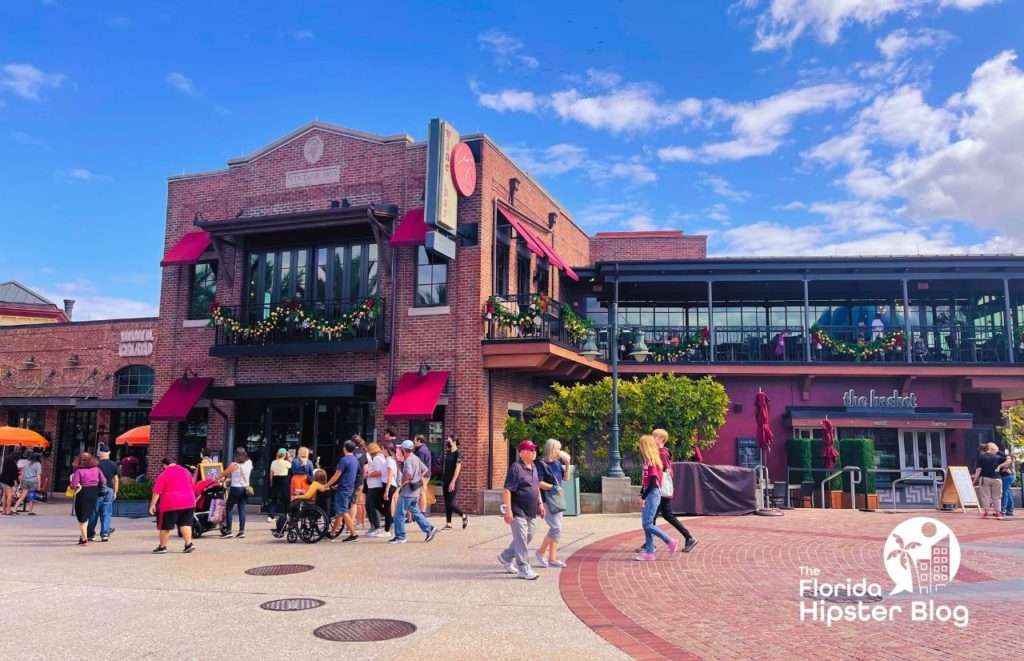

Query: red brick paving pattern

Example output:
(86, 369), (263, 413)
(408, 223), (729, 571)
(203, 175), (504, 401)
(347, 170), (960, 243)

(560, 511), (1024, 660)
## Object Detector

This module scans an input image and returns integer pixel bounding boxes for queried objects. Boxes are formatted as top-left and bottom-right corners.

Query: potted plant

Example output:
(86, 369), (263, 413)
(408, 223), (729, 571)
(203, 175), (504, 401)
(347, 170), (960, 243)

(839, 438), (878, 510)
(111, 479), (154, 518)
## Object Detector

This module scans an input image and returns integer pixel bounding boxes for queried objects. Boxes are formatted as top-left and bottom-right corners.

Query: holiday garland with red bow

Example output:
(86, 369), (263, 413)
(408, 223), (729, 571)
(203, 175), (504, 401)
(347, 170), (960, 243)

(810, 324), (904, 361)
(652, 328), (709, 362)
(209, 296), (382, 338)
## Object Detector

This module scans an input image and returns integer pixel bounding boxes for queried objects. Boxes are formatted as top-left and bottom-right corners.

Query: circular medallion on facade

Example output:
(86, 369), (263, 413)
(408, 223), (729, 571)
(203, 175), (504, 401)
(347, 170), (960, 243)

(303, 136), (324, 164)
(450, 142), (477, 197)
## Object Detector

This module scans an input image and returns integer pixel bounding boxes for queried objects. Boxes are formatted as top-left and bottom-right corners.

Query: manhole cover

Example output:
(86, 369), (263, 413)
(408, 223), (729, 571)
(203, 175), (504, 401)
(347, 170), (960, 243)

(313, 619), (417, 642)
(245, 564), (314, 576)
(803, 586), (884, 604)
(261, 598), (326, 611)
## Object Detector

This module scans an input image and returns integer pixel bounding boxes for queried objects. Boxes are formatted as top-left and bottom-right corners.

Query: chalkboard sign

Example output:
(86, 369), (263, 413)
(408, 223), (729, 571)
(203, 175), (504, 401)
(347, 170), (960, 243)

(938, 466), (981, 512)
(737, 437), (760, 469)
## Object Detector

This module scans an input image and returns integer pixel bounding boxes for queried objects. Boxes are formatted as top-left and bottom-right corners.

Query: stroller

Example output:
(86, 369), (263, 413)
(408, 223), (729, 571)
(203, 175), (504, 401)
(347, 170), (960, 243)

(274, 491), (331, 544)
(190, 478), (226, 537)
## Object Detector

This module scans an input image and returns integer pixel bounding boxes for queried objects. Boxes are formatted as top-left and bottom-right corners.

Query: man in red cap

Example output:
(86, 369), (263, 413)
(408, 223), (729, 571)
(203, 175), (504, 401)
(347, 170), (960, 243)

(498, 440), (545, 580)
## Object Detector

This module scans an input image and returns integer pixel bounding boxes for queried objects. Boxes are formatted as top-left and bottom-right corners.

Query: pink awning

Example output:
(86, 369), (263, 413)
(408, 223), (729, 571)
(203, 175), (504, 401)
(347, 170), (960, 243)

(391, 208), (429, 247)
(533, 236), (580, 282)
(384, 371), (449, 420)
(497, 205), (579, 281)
(150, 378), (212, 421)
(160, 232), (212, 266)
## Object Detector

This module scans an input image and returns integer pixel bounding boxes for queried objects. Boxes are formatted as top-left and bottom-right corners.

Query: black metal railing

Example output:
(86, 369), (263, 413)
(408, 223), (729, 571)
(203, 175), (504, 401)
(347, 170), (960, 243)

(484, 294), (582, 348)
(213, 298), (386, 349)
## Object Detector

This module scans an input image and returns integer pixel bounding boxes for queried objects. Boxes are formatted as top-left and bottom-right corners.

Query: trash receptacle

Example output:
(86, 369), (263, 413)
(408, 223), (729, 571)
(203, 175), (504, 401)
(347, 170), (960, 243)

(563, 466), (581, 517)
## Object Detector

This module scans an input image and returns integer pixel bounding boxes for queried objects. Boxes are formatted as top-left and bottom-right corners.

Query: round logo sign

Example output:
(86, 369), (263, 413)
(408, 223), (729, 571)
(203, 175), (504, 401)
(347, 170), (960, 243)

(450, 142), (476, 197)
(303, 136), (324, 165)
(883, 516), (960, 595)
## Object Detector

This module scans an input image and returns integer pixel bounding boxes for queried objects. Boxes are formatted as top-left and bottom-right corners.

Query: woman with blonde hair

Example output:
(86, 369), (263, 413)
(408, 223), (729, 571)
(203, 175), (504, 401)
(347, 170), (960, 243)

(636, 434), (677, 561)
(290, 446), (314, 498)
(535, 439), (571, 568)
(973, 442), (1005, 518)
(647, 429), (696, 552)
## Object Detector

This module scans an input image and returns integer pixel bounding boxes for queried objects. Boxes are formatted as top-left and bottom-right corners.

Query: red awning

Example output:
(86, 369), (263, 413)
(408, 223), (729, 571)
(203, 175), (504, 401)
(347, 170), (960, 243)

(160, 232), (212, 266)
(497, 206), (545, 258)
(150, 377), (212, 421)
(383, 371), (450, 420)
(390, 208), (430, 247)
(497, 205), (579, 281)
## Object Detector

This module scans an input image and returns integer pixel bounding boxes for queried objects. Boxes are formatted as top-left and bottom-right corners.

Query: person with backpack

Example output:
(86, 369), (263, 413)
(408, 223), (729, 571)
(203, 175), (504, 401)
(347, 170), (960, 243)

(635, 434), (678, 561)
(647, 429), (697, 553)
(534, 439), (570, 569)
(998, 445), (1016, 517)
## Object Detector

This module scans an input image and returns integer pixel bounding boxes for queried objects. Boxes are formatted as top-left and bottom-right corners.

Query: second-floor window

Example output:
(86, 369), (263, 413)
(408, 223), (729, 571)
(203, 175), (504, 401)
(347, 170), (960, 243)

(415, 247), (448, 307)
(535, 257), (550, 296)
(189, 262), (217, 319)
(246, 241), (378, 312)
(115, 365), (154, 397)
(495, 241), (510, 296)
(516, 254), (531, 295)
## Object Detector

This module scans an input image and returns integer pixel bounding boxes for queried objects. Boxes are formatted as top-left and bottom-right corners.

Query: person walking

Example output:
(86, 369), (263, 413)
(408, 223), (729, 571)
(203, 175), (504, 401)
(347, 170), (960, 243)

(220, 448), (253, 538)
(973, 443), (1005, 518)
(390, 440), (438, 544)
(324, 440), (359, 542)
(1, 449), (21, 516)
(382, 441), (398, 536)
(441, 435), (468, 530)
(364, 442), (388, 537)
(13, 452), (42, 515)
(70, 452), (107, 546)
(999, 448), (1016, 517)
(646, 429), (697, 553)
(413, 434), (434, 516)
(290, 446), (314, 500)
(498, 440), (545, 580)
(149, 458), (197, 554)
(87, 444), (120, 542)
(350, 435), (368, 530)
(636, 434), (678, 561)
(535, 440), (570, 568)
(267, 448), (291, 523)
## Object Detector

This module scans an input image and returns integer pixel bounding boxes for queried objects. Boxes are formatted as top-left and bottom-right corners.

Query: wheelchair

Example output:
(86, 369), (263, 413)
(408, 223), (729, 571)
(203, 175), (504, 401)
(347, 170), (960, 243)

(277, 501), (331, 544)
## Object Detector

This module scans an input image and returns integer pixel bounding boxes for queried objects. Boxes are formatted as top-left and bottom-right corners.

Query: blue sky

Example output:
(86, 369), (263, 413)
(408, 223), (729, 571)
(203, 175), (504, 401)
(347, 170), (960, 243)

(2, 0), (1023, 319)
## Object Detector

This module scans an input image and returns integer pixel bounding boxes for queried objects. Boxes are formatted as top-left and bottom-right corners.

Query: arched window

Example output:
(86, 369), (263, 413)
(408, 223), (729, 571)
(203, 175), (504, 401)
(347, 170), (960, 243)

(115, 365), (154, 397)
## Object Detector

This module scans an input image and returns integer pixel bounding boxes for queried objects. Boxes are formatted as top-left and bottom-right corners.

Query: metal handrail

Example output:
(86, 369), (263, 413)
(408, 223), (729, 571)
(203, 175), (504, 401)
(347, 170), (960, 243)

(887, 469), (945, 510)
(782, 466), (861, 509)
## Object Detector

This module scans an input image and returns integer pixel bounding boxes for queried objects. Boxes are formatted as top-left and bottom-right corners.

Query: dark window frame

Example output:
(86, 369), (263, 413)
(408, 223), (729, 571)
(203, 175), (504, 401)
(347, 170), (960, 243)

(114, 365), (155, 398)
(188, 261), (218, 320)
(495, 238), (510, 296)
(246, 240), (378, 312)
(414, 246), (449, 307)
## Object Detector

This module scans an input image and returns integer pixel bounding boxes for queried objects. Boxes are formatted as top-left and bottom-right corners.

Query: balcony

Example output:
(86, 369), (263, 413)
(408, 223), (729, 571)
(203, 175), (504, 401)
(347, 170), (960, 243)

(210, 297), (387, 357)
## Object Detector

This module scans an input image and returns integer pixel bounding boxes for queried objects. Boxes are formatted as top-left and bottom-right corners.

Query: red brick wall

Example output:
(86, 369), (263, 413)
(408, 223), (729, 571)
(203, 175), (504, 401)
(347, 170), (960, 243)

(590, 231), (706, 263)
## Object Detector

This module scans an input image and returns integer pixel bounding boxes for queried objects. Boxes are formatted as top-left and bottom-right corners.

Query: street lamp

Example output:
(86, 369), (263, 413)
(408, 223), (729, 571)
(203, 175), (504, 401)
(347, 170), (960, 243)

(579, 331), (600, 360)
(629, 332), (652, 362)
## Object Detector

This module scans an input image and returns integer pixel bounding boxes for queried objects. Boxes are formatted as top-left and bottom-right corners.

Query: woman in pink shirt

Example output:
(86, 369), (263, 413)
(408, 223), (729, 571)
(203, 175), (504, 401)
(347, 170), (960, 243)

(70, 452), (108, 546)
(148, 458), (197, 554)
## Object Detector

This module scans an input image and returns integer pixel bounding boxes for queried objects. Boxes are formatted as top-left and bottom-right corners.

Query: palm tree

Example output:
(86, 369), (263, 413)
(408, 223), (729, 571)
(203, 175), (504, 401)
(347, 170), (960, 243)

(887, 534), (922, 589)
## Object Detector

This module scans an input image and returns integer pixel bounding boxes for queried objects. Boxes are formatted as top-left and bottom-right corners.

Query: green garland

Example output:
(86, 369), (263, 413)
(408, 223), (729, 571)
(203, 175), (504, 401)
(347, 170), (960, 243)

(652, 329), (707, 362)
(209, 296), (382, 338)
(484, 293), (550, 330)
(811, 324), (904, 362)
(559, 304), (594, 343)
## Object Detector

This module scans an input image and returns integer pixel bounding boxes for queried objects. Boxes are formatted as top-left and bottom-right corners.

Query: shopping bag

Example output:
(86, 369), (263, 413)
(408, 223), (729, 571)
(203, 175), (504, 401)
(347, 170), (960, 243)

(208, 499), (225, 525)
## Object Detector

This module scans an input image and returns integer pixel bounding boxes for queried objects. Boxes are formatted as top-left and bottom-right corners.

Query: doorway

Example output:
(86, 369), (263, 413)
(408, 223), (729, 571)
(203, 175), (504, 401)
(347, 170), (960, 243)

(56, 410), (97, 487)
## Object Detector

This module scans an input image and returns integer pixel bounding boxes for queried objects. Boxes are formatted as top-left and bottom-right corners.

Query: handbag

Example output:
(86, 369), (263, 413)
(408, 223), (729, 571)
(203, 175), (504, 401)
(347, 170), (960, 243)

(659, 468), (675, 498)
(208, 499), (225, 525)
(544, 488), (567, 514)
(65, 485), (76, 498)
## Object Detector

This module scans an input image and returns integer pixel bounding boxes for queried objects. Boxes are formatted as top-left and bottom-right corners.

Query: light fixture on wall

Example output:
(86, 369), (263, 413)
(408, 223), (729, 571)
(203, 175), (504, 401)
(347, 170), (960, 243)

(579, 331), (600, 361)
(181, 367), (199, 384)
(417, 361), (431, 377)
(23, 356), (35, 368)
(68, 354), (80, 367)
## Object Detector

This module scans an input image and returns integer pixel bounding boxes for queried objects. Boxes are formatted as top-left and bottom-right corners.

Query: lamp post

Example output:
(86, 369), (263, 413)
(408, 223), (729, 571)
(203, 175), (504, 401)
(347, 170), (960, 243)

(607, 275), (624, 478)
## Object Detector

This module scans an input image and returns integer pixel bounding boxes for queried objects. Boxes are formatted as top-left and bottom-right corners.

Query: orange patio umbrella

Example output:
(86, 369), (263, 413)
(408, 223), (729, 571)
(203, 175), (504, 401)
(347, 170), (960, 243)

(116, 425), (151, 446)
(0, 426), (49, 448)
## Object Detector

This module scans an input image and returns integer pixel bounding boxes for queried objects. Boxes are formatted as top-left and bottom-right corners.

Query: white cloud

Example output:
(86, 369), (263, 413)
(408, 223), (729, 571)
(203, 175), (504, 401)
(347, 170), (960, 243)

(0, 63), (65, 100)
(743, 0), (1000, 52)
(56, 168), (111, 182)
(478, 30), (539, 69)
(471, 80), (540, 113)
(586, 68), (622, 89)
(707, 203), (731, 222)
(213, 104), (231, 116)
(550, 83), (702, 133)
(37, 282), (158, 321)
(777, 201), (807, 210)
(700, 175), (750, 201)
(576, 202), (676, 231)
(657, 146), (699, 162)
(166, 72), (200, 97)
(11, 131), (43, 145)
(593, 159), (659, 185)
(503, 144), (589, 176)
(290, 29), (315, 40)
(876, 28), (953, 59)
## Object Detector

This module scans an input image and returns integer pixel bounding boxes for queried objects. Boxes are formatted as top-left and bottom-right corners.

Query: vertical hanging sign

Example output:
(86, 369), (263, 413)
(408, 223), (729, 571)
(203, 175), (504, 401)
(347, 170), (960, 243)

(424, 118), (458, 259)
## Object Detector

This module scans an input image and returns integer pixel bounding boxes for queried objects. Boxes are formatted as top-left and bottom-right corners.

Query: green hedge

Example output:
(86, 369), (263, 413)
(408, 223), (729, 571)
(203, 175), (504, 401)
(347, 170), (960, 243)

(839, 438), (876, 495)
(785, 438), (813, 484)
(810, 440), (843, 490)
(117, 479), (153, 501)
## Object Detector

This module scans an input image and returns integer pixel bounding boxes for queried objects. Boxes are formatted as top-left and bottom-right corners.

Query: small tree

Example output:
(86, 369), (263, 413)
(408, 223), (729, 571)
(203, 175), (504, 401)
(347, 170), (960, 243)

(997, 403), (1024, 480)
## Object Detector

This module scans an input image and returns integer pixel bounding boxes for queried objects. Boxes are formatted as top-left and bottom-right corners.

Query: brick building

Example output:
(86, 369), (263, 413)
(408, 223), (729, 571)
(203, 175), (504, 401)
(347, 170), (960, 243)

(0, 318), (157, 489)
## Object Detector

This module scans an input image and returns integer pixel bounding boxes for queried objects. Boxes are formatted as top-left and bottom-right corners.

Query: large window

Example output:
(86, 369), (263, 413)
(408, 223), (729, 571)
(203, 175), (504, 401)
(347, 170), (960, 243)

(516, 254), (531, 295)
(189, 262), (217, 319)
(535, 258), (550, 296)
(793, 427), (823, 440)
(247, 240), (378, 313)
(415, 246), (448, 307)
(900, 430), (946, 476)
(114, 365), (154, 397)
(495, 241), (510, 296)
(7, 408), (44, 432)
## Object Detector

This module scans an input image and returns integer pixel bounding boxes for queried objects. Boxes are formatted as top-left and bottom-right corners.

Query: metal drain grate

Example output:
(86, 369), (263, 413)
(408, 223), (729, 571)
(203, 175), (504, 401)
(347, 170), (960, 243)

(803, 587), (884, 604)
(245, 564), (314, 576)
(260, 598), (326, 611)
(313, 619), (417, 642)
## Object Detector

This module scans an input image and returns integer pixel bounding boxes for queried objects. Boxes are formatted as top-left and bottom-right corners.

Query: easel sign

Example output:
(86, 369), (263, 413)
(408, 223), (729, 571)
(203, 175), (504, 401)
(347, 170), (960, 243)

(196, 462), (224, 482)
(938, 466), (981, 512)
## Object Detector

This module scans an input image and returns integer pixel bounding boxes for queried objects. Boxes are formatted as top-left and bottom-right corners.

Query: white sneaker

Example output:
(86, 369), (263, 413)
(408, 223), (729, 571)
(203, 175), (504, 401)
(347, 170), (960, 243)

(518, 569), (539, 580)
(549, 559), (567, 568)
(534, 550), (550, 568)
(365, 529), (381, 537)
(266, 516), (274, 523)
(498, 554), (517, 574)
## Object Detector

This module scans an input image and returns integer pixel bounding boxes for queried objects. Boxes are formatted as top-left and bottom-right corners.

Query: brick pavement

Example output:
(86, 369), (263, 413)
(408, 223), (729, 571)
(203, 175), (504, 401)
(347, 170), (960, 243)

(559, 510), (1024, 661)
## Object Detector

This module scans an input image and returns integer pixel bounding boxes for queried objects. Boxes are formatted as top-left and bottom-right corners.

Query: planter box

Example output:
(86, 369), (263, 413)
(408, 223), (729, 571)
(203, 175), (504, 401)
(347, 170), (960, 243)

(841, 493), (879, 510)
(112, 500), (150, 518)
(828, 491), (844, 510)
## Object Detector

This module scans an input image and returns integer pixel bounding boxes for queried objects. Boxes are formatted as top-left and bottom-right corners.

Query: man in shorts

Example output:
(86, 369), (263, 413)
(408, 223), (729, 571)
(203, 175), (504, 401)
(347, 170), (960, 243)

(149, 458), (196, 554)
(325, 440), (359, 542)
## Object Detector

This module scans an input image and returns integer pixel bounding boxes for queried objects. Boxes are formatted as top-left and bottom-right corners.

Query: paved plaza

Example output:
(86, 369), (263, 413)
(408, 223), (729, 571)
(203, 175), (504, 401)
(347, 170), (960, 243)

(1, 502), (1022, 660)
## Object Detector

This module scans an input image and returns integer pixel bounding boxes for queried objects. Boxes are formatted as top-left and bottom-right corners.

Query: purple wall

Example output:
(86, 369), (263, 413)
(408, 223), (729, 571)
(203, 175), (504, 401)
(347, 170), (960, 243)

(704, 376), (964, 476)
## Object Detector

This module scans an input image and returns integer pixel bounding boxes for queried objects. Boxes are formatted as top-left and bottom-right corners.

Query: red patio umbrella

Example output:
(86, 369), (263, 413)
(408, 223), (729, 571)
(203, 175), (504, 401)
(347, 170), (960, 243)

(0, 426), (49, 447)
(116, 425), (151, 446)
(821, 419), (838, 470)
(754, 391), (773, 452)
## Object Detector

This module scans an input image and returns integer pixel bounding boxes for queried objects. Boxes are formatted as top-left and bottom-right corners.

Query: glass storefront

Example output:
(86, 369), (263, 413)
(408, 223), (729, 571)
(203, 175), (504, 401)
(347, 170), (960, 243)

(56, 410), (97, 487)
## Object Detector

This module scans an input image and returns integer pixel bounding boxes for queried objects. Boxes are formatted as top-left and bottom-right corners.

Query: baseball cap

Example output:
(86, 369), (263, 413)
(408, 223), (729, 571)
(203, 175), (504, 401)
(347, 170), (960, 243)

(401, 439), (415, 451)
(517, 440), (537, 451)
(97, 442), (110, 453)
(277, 448), (287, 456)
